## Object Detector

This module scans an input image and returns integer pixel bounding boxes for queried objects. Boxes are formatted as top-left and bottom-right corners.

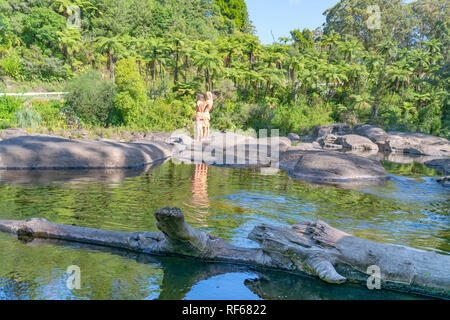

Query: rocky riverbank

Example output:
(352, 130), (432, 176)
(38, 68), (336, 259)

(1, 125), (449, 185)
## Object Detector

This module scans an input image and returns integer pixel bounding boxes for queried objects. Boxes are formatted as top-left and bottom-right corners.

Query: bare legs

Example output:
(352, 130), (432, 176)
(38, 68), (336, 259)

(202, 120), (210, 141)
(195, 119), (203, 141)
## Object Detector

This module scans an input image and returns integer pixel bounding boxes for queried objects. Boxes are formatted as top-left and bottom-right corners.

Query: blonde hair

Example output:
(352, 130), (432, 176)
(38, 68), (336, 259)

(206, 91), (213, 100)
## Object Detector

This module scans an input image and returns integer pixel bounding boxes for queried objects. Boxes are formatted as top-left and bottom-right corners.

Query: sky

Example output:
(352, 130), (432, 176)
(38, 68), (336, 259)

(246, 0), (341, 44)
(246, 0), (415, 45)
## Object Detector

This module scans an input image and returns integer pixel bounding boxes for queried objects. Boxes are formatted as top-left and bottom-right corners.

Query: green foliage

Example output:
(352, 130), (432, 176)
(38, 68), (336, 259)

(0, 96), (22, 121)
(245, 96), (333, 136)
(21, 7), (66, 54)
(214, 0), (251, 32)
(0, 0), (447, 137)
(65, 71), (117, 127)
(0, 49), (23, 80)
(14, 107), (42, 128)
(136, 96), (196, 132)
(31, 100), (66, 128)
(0, 119), (12, 129)
(113, 58), (146, 124)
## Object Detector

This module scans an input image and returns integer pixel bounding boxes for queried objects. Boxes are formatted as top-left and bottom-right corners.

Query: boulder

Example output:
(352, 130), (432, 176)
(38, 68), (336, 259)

(353, 124), (388, 147)
(313, 123), (351, 139)
(424, 158), (450, 175)
(335, 134), (379, 151)
(299, 135), (314, 143)
(0, 136), (173, 169)
(317, 134), (338, 145)
(169, 133), (193, 146)
(281, 150), (389, 183)
(383, 132), (450, 156)
(287, 133), (300, 142)
(437, 176), (449, 187)
(354, 125), (450, 156)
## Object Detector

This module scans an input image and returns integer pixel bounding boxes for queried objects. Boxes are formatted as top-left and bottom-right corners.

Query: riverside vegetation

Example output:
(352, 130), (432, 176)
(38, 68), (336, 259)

(0, 0), (449, 139)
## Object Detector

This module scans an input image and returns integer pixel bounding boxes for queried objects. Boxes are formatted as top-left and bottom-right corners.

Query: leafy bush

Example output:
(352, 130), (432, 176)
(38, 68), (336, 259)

(114, 58), (147, 125)
(21, 46), (69, 81)
(32, 100), (66, 128)
(245, 95), (333, 136)
(0, 96), (22, 121)
(15, 107), (42, 128)
(0, 50), (23, 80)
(0, 119), (12, 129)
(65, 71), (117, 127)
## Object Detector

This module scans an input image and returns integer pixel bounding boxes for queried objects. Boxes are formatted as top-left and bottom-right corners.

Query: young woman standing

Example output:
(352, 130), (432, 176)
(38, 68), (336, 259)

(203, 91), (213, 140)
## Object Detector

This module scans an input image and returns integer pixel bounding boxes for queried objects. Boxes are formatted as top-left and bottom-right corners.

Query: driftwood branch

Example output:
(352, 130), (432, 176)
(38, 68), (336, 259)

(0, 207), (449, 298)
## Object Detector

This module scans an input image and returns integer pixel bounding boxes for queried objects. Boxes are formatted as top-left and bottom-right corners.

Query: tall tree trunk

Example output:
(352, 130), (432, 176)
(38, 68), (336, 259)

(294, 81), (300, 105)
(153, 52), (157, 82)
(108, 52), (115, 83)
(174, 45), (179, 85)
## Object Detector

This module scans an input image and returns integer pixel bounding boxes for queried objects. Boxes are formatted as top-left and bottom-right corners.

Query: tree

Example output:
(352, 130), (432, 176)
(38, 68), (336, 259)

(214, 0), (251, 32)
(57, 26), (82, 62)
(192, 41), (224, 91)
(96, 35), (126, 81)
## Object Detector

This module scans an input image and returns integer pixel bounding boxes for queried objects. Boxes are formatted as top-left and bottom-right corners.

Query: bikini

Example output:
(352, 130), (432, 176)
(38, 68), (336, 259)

(196, 101), (205, 122)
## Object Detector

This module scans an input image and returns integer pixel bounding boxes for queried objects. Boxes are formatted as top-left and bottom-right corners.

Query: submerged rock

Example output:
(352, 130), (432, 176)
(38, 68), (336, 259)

(437, 176), (449, 187)
(0, 136), (173, 169)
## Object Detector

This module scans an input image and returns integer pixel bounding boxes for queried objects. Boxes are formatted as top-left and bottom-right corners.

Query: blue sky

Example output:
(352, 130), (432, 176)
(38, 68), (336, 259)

(246, 0), (415, 45)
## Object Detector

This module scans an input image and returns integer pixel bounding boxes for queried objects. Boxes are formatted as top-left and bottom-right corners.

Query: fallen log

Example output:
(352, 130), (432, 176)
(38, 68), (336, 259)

(0, 207), (449, 298)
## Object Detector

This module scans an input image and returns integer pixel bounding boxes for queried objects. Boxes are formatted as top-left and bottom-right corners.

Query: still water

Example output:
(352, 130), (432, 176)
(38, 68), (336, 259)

(0, 160), (448, 300)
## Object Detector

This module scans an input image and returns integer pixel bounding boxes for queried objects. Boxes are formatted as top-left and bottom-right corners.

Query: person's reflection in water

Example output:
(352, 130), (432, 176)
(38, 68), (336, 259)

(184, 164), (210, 226)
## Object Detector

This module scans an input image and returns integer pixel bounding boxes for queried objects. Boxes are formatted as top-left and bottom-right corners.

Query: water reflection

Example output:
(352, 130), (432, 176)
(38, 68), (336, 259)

(0, 161), (167, 185)
(0, 160), (448, 300)
(184, 164), (210, 226)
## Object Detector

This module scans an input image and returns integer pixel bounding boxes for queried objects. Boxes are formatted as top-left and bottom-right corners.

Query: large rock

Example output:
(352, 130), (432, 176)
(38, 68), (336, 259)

(353, 124), (388, 147)
(353, 125), (450, 156)
(287, 133), (300, 142)
(0, 136), (173, 169)
(383, 132), (450, 156)
(313, 123), (351, 139)
(424, 158), (450, 175)
(280, 150), (389, 183)
(335, 134), (379, 151)
(437, 176), (449, 187)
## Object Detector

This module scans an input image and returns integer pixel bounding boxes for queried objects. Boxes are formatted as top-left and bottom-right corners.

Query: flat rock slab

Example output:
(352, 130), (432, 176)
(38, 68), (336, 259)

(0, 136), (173, 170)
(383, 132), (450, 156)
(281, 149), (389, 183)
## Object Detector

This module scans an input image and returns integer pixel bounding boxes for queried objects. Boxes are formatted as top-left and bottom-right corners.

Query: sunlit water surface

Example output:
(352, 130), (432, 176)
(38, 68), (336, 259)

(0, 159), (448, 300)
